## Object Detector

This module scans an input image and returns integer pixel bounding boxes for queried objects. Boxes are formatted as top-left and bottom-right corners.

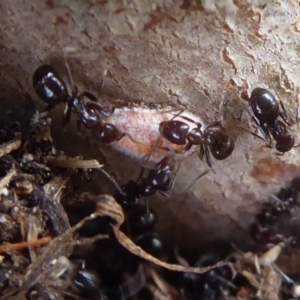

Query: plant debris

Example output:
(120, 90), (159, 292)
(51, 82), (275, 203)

(1, 108), (300, 300)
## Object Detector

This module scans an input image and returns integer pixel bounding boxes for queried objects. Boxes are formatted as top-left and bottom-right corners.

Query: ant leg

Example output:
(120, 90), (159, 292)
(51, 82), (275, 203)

(42, 104), (56, 114)
(80, 91), (97, 102)
(140, 134), (163, 165)
(158, 108), (184, 117)
(198, 144), (205, 162)
(279, 103), (293, 126)
(63, 102), (73, 125)
(64, 60), (81, 100)
(197, 144), (215, 171)
(80, 92), (115, 117)
(173, 114), (203, 129)
(95, 104), (115, 118)
(296, 87), (300, 131)
(157, 140), (193, 154)
(136, 165), (147, 183)
(203, 145), (215, 173)
(239, 126), (267, 141)
(227, 83), (271, 139)
(204, 121), (223, 130)
(99, 167), (126, 196)
(77, 116), (82, 131)
(99, 59), (109, 95)
(138, 135), (166, 181)
(181, 170), (209, 193)
(272, 264), (296, 287)
(159, 190), (170, 197)
(165, 157), (181, 194)
(265, 65), (293, 126)
(121, 132), (152, 147)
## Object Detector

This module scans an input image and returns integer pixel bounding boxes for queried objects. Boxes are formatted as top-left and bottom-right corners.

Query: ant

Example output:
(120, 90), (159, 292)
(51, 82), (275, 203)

(229, 82), (298, 154)
(32, 64), (142, 145)
(159, 112), (235, 168)
(115, 155), (177, 209)
(248, 88), (296, 153)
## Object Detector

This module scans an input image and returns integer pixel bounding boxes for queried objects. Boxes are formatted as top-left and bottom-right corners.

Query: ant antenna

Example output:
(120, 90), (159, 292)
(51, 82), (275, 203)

(122, 132), (151, 147)
(296, 87), (300, 131)
(99, 59), (110, 96)
(99, 168), (126, 197)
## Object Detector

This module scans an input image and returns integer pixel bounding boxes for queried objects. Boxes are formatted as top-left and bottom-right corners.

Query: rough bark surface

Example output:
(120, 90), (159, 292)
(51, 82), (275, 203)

(1, 0), (300, 249)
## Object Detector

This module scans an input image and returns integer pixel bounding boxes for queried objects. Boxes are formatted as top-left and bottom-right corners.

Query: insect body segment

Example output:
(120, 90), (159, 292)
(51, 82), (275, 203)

(250, 88), (280, 124)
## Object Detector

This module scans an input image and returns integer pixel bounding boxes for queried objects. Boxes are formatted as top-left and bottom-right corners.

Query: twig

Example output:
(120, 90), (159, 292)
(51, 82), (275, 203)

(0, 236), (51, 253)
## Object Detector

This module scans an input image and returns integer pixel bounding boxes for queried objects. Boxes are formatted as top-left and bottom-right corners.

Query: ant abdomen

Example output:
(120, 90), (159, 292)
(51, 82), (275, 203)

(159, 120), (190, 145)
(250, 87), (279, 124)
(209, 132), (235, 160)
(33, 65), (69, 106)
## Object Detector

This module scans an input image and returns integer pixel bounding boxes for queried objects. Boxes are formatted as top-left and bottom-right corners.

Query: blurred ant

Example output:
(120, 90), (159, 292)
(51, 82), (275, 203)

(250, 179), (300, 246)
(229, 72), (299, 154)
(32, 64), (143, 145)
(116, 155), (178, 208)
(72, 260), (103, 299)
(159, 111), (235, 168)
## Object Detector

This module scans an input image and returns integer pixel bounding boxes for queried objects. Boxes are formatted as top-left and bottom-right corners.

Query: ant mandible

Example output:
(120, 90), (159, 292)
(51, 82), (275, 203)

(159, 113), (235, 168)
(33, 64), (142, 145)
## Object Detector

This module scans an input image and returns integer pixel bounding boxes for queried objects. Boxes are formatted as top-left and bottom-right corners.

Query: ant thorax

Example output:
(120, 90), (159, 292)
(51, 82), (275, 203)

(104, 107), (206, 162)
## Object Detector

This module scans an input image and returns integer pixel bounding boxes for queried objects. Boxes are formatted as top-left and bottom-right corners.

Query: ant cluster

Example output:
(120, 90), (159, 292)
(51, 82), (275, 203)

(250, 177), (300, 246)
(1, 62), (300, 299)
(31, 64), (300, 296)
(32, 64), (236, 168)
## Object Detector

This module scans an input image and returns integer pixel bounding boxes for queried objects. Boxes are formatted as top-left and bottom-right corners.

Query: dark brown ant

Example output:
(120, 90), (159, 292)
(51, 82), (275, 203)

(159, 114), (235, 168)
(250, 88), (296, 153)
(33, 64), (142, 145)
(116, 155), (177, 208)
(73, 261), (103, 298)
(249, 179), (300, 246)
(231, 85), (298, 154)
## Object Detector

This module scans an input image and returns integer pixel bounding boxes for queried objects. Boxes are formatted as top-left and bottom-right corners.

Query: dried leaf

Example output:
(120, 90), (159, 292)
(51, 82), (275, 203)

(94, 195), (232, 274)
(0, 138), (22, 158)
(259, 243), (284, 267)
(45, 156), (103, 169)
(3, 213), (108, 300)
(0, 169), (17, 191)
